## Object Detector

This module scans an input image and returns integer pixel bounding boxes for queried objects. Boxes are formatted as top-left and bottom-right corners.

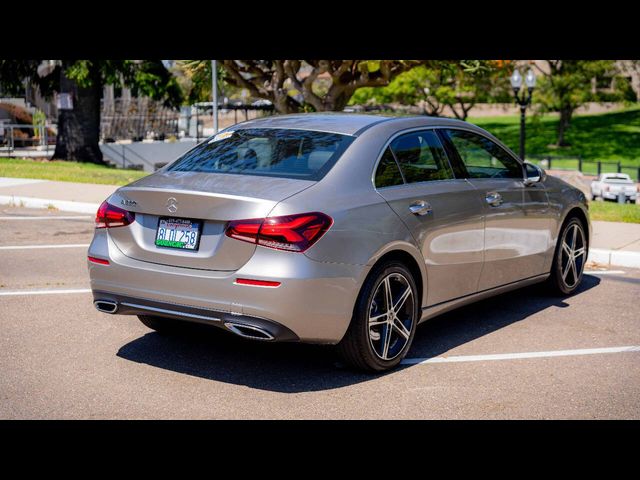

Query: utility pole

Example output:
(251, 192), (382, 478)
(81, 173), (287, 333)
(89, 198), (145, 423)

(212, 60), (218, 134)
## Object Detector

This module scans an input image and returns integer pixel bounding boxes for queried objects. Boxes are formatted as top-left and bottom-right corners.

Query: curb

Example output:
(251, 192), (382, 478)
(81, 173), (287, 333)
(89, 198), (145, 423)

(588, 248), (640, 269)
(0, 195), (99, 214)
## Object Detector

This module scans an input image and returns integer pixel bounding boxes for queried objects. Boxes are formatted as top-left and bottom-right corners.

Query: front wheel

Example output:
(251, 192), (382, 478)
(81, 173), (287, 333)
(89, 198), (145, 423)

(337, 261), (419, 372)
(548, 217), (587, 295)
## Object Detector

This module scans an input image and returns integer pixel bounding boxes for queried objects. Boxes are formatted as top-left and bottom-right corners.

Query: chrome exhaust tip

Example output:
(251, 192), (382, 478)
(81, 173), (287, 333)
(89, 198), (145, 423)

(224, 322), (275, 341)
(94, 300), (118, 314)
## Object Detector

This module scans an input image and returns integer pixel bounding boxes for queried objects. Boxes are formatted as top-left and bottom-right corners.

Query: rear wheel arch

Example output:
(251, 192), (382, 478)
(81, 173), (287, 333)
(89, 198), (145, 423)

(365, 248), (425, 309)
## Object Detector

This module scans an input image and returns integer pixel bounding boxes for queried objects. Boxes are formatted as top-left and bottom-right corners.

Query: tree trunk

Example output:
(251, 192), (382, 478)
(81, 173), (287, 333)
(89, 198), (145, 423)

(557, 107), (573, 147)
(53, 66), (104, 163)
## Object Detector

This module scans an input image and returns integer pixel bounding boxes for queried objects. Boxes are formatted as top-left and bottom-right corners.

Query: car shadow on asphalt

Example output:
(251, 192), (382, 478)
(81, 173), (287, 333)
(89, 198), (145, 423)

(116, 274), (601, 393)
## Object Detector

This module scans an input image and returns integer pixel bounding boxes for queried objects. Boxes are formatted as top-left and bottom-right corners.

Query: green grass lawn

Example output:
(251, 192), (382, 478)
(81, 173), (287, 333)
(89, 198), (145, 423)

(470, 106), (640, 166)
(588, 200), (640, 223)
(0, 157), (148, 186)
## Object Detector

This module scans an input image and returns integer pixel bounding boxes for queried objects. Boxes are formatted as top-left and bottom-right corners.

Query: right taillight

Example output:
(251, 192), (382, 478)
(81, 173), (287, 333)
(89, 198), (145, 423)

(225, 212), (333, 253)
(95, 200), (135, 229)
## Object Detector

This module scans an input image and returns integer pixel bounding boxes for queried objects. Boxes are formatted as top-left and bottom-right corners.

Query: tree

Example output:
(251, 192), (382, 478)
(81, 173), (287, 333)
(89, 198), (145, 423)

(216, 60), (431, 113)
(0, 60), (183, 163)
(350, 62), (509, 120)
(533, 60), (629, 146)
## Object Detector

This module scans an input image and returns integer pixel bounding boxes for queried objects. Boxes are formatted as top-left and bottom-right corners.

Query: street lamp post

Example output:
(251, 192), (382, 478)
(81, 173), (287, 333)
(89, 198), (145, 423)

(510, 68), (536, 160)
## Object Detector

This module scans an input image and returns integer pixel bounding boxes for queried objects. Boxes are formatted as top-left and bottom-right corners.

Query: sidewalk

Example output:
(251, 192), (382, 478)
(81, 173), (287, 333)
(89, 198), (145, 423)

(590, 220), (640, 268)
(0, 177), (115, 213)
(1, 176), (639, 268)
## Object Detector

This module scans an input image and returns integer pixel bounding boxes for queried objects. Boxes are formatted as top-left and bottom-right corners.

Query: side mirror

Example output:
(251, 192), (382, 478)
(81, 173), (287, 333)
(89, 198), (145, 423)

(523, 162), (546, 186)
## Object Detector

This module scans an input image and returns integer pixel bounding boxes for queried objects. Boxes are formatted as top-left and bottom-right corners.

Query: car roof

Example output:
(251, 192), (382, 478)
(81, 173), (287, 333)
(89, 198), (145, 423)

(228, 112), (474, 136)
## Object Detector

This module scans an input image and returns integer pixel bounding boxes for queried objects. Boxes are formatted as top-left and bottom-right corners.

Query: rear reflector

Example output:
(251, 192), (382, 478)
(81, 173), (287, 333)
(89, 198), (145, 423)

(234, 278), (281, 288)
(88, 256), (110, 265)
(226, 212), (333, 253)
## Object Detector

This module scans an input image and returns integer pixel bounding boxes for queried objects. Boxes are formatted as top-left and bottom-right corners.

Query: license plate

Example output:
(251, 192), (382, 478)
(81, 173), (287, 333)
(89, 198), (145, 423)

(155, 217), (202, 250)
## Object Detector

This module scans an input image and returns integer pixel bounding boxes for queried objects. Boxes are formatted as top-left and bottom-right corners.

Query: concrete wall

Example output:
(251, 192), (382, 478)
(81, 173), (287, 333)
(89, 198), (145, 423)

(100, 139), (199, 172)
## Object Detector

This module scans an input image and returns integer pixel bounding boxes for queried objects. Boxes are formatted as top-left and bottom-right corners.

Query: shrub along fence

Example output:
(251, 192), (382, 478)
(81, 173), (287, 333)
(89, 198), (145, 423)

(527, 155), (640, 182)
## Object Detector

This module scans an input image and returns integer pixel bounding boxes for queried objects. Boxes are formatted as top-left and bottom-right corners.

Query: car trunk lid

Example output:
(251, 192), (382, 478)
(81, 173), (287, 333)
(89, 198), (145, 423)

(106, 171), (315, 271)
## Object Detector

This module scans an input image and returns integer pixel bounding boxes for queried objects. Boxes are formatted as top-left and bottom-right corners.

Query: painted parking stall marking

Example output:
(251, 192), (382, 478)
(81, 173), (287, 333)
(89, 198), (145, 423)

(0, 215), (92, 220)
(402, 345), (640, 365)
(0, 244), (90, 250)
(0, 288), (92, 296)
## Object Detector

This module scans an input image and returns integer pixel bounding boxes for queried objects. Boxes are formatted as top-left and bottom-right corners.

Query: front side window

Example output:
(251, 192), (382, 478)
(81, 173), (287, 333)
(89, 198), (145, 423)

(445, 129), (522, 179)
(168, 128), (355, 180)
(389, 130), (454, 184)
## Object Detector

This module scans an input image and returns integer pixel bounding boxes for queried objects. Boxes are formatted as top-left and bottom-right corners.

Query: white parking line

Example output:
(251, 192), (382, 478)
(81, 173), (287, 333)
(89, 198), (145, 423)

(0, 244), (90, 250)
(0, 216), (92, 220)
(401, 345), (640, 365)
(0, 288), (92, 296)
(584, 270), (626, 275)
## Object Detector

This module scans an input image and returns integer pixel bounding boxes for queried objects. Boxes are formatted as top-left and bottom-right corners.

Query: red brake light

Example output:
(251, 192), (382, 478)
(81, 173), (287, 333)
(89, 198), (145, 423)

(95, 200), (135, 229)
(225, 212), (333, 252)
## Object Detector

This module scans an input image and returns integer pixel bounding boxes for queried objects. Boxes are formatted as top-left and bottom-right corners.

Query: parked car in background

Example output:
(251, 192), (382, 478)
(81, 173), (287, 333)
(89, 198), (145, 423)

(590, 173), (638, 202)
(88, 113), (591, 372)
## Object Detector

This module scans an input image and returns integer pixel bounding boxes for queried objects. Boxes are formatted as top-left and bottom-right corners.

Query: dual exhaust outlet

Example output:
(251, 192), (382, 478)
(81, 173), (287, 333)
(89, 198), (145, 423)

(93, 300), (274, 341)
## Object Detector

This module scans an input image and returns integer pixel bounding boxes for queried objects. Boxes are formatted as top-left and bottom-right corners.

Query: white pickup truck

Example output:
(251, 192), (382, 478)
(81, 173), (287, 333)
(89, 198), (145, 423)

(590, 173), (638, 202)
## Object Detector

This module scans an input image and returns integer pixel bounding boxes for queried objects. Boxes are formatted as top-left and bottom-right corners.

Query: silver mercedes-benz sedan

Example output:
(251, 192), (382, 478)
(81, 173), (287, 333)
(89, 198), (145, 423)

(88, 113), (590, 371)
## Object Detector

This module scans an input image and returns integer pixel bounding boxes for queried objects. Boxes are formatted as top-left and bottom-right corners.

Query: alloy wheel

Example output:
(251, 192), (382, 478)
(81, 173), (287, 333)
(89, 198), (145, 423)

(560, 222), (586, 289)
(368, 273), (415, 361)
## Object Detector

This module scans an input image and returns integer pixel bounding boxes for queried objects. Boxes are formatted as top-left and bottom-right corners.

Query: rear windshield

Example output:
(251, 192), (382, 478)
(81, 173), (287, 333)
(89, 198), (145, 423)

(603, 177), (633, 184)
(167, 128), (355, 180)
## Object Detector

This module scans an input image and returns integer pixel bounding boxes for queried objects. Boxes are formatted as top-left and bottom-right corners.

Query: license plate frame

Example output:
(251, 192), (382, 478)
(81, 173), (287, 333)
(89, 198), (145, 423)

(155, 217), (203, 251)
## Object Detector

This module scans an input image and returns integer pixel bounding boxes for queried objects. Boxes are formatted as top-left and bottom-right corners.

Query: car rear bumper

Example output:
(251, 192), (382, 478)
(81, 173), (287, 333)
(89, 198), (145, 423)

(88, 230), (368, 344)
(601, 192), (637, 200)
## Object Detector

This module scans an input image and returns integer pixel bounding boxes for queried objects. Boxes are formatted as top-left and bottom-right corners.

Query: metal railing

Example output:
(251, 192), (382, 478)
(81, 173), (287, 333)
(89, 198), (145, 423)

(527, 154), (640, 182)
(0, 124), (55, 156)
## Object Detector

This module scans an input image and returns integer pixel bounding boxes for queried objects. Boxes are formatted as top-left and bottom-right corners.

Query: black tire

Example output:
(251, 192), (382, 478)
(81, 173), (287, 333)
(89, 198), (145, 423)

(137, 315), (185, 335)
(337, 261), (419, 372)
(548, 216), (588, 296)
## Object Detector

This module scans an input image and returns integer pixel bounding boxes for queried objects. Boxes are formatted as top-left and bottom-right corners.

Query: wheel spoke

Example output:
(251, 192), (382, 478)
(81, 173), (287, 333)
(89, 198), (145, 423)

(571, 224), (578, 249)
(562, 257), (574, 280)
(574, 246), (586, 259)
(562, 242), (572, 257)
(382, 323), (393, 359)
(393, 287), (412, 313)
(369, 312), (387, 326)
(383, 277), (394, 313)
(392, 317), (410, 340)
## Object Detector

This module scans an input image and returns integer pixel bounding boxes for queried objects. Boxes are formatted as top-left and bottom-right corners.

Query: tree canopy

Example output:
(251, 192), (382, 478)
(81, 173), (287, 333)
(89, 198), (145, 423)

(0, 60), (183, 163)
(533, 60), (635, 145)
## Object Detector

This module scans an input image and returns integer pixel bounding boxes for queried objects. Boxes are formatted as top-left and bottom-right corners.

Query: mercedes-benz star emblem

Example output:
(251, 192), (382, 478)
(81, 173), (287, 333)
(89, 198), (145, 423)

(166, 197), (178, 213)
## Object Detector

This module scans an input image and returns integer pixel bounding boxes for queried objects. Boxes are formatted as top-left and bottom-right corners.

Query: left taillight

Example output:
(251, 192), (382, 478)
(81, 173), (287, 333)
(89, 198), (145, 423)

(95, 200), (135, 229)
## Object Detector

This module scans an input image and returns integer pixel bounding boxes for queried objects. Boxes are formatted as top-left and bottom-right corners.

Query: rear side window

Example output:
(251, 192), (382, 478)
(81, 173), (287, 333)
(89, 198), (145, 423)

(374, 147), (404, 188)
(445, 129), (522, 179)
(389, 130), (454, 184)
(168, 128), (355, 180)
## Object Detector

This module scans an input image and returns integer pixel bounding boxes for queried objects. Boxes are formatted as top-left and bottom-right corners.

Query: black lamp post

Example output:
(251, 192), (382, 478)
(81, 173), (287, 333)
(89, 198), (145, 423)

(510, 68), (537, 160)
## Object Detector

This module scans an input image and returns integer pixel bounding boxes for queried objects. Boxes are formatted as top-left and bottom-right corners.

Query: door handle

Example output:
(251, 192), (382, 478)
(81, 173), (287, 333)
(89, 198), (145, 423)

(409, 200), (433, 216)
(485, 192), (503, 207)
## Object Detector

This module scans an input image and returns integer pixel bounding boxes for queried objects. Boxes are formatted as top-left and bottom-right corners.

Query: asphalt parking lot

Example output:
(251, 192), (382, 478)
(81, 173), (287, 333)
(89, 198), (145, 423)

(1, 206), (639, 419)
